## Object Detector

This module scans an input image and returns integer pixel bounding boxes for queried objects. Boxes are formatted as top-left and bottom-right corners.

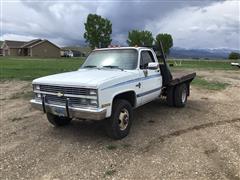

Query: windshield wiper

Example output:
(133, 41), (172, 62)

(83, 65), (97, 68)
(102, 65), (124, 71)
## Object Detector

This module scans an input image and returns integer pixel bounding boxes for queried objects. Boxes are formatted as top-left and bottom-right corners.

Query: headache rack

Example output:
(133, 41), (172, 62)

(143, 41), (173, 87)
(143, 41), (196, 88)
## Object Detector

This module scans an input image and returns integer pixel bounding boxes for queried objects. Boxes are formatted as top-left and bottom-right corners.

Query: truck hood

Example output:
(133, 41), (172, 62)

(32, 69), (134, 88)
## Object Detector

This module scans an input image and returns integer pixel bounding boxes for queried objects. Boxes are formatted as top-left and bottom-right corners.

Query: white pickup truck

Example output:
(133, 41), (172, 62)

(31, 45), (196, 139)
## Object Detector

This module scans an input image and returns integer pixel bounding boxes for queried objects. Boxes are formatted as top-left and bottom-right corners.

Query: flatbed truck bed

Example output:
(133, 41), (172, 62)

(169, 71), (196, 86)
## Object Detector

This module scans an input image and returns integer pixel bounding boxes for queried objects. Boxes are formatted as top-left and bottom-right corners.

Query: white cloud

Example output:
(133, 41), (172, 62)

(1, 0), (239, 49)
(1, 0), (94, 45)
(0, 33), (38, 41)
(146, 0), (240, 49)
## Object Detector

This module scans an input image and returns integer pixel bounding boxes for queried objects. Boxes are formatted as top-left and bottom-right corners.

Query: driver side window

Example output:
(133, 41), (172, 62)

(140, 51), (155, 69)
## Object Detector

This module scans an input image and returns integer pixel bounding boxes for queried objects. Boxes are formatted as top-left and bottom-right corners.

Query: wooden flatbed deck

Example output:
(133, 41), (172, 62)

(169, 71), (196, 86)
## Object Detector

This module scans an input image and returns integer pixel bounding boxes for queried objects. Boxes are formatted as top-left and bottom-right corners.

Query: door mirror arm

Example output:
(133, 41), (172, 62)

(143, 69), (148, 77)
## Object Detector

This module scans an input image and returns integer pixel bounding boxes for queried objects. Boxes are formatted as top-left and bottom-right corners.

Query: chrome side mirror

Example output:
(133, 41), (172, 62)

(148, 62), (159, 70)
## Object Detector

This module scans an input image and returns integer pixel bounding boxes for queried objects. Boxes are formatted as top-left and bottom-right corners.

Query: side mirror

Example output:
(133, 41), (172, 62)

(148, 62), (159, 70)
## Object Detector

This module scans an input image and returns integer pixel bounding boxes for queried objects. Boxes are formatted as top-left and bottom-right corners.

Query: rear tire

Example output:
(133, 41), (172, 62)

(105, 99), (133, 139)
(47, 113), (72, 126)
(174, 83), (188, 107)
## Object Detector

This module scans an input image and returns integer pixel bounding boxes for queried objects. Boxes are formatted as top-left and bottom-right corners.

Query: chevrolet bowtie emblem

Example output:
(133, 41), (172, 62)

(57, 92), (64, 97)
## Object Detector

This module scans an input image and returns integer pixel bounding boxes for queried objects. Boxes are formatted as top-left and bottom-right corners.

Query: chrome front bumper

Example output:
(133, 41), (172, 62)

(30, 99), (107, 120)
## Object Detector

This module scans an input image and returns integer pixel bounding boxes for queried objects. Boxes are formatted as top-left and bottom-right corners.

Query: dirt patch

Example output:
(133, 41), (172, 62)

(0, 70), (240, 179)
(196, 70), (240, 86)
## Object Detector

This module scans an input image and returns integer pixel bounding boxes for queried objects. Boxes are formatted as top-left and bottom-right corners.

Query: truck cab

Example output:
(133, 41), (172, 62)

(92, 47), (162, 112)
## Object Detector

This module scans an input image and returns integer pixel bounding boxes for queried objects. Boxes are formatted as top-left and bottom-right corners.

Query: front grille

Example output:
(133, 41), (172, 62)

(45, 95), (90, 107)
(40, 85), (89, 95)
(46, 95), (66, 106)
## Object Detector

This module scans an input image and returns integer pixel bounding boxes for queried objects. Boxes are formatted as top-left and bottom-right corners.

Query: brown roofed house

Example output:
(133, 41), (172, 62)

(1, 39), (60, 58)
(1, 40), (25, 56)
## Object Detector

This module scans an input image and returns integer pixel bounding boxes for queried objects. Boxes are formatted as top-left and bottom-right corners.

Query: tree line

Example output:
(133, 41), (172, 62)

(84, 14), (173, 55)
(84, 14), (239, 59)
(228, 52), (240, 60)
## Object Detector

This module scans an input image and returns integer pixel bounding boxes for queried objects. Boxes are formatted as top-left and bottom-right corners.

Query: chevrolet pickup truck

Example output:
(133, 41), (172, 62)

(31, 43), (196, 139)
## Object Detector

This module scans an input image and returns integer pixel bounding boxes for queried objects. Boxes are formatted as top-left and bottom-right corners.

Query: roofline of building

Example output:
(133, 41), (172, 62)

(21, 39), (41, 48)
(4, 40), (26, 43)
(1, 40), (26, 48)
(30, 40), (60, 49)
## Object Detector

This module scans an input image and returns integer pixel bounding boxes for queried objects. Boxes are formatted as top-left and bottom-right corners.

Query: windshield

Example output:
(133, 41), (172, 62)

(81, 49), (138, 70)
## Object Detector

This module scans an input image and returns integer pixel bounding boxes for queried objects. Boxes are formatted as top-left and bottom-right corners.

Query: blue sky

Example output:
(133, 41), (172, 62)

(1, 0), (239, 49)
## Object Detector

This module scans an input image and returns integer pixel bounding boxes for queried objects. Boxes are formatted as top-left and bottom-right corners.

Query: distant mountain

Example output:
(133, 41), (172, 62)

(169, 47), (240, 59)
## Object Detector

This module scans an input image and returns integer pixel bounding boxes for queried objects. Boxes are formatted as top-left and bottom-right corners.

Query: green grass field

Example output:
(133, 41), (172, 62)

(168, 59), (238, 70)
(0, 57), (238, 91)
(0, 57), (85, 81)
(191, 76), (229, 90)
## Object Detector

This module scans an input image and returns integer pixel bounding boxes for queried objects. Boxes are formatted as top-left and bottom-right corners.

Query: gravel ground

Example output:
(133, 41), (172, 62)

(0, 70), (240, 180)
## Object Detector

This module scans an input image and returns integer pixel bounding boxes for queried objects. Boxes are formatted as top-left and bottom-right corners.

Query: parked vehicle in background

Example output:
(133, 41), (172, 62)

(231, 62), (240, 68)
(31, 42), (196, 139)
(60, 48), (87, 58)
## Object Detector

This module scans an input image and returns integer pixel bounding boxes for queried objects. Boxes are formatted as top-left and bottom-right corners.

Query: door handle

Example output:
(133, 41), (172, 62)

(136, 82), (141, 88)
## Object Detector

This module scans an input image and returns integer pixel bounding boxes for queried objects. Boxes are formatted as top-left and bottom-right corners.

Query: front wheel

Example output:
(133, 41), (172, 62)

(47, 113), (72, 126)
(105, 99), (133, 139)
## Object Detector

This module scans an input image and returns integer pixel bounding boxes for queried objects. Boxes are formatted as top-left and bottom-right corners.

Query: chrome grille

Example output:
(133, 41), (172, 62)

(40, 85), (89, 95)
(45, 95), (89, 107)
(46, 95), (66, 106)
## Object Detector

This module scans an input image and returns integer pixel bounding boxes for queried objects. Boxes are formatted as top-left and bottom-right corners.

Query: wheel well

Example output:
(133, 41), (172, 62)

(113, 91), (136, 107)
(167, 82), (190, 97)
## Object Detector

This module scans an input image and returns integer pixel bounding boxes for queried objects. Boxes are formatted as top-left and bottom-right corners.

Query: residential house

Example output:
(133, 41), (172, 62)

(1, 39), (60, 58)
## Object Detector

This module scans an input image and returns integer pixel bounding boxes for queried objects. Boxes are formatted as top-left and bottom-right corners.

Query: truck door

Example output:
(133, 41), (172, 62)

(138, 50), (162, 105)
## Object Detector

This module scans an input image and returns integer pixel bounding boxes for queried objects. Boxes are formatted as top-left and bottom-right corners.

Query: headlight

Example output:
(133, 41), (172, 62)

(35, 93), (41, 101)
(80, 98), (88, 105)
(90, 99), (98, 106)
(72, 98), (98, 108)
(33, 84), (40, 90)
(89, 89), (97, 96)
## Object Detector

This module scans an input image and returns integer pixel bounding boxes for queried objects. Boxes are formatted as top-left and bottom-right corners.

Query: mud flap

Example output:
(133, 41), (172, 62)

(166, 86), (174, 107)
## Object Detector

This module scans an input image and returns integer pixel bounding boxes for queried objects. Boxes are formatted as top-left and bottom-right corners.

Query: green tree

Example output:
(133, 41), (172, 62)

(155, 33), (173, 55)
(127, 30), (154, 46)
(228, 52), (240, 60)
(84, 14), (112, 49)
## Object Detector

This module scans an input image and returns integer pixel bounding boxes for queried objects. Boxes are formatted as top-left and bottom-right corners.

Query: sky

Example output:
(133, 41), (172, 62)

(1, 0), (239, 49)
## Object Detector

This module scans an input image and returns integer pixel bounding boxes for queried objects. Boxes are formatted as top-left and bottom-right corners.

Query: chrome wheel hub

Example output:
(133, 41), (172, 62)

(118, 108), (129, 131)
(182, 87), (187, 103)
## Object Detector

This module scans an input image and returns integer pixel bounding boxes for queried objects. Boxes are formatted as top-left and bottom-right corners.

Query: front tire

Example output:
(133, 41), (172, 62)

(47, 113), (72, 126)
(105, 99), (133, 139)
